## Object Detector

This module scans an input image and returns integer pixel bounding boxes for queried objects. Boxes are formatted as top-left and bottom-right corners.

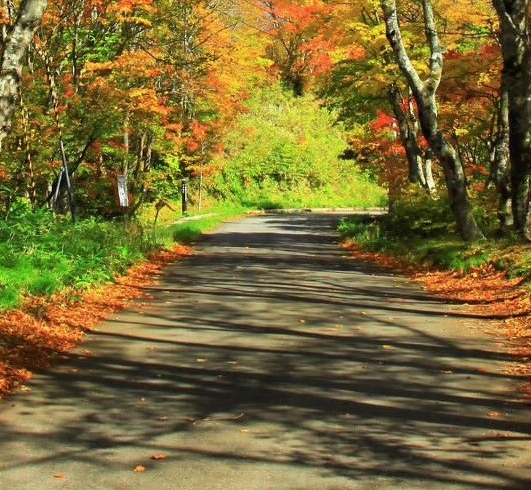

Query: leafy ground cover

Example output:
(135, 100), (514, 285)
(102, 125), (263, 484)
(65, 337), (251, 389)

(0, 244), (193, 399)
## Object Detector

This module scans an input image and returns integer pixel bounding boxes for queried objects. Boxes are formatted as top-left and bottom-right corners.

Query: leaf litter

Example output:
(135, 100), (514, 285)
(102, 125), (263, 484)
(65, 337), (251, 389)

(0, 245), (192, 400)
(3, 240), (531, 399)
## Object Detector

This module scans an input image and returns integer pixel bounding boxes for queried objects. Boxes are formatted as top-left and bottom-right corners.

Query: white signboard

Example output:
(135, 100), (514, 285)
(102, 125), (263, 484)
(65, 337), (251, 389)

(117, 175), (129, 207)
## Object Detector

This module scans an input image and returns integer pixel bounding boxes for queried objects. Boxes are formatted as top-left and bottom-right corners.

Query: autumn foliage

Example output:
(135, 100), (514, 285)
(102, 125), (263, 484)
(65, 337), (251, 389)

(2, 0), (531, 398)
(0, 245), (191, 399)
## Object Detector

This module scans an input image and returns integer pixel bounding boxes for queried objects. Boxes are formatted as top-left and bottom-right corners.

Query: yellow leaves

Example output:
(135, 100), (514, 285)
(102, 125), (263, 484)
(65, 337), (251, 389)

(85, 61), (114, 73)
(454, 128), (469, 137)
(128, 88), (152, 99)
(476, 71), (493, 88)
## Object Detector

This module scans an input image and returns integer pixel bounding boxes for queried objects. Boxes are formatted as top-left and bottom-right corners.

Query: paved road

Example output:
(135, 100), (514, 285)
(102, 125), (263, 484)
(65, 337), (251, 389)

(1, 213), (531, 490)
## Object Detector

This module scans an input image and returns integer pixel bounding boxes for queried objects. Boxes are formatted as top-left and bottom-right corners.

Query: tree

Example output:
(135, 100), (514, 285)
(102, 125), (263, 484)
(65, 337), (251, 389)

(381, 0), (485, 241)
(387, 82), (435, 193)
(257, 0), (339, 96)
(491, 0), (531, 239)
(0, 0), (48, 150)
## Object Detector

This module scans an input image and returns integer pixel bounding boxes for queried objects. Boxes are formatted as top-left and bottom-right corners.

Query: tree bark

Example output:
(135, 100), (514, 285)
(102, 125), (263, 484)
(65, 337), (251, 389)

(381, 0), (484, 241)
(491, 0), (531, 239)
(487, 81), (512, 233)
(388, 83), (429, 188)
(0, 0), (48, 150)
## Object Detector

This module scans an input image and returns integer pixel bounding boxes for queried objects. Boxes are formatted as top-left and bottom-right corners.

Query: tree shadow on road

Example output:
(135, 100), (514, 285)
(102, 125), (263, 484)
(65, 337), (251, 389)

(2, 213), (531, 489)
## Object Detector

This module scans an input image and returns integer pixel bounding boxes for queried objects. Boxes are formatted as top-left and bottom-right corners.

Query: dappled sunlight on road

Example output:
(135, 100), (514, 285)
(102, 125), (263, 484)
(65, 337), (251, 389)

(1, 214), (530, 489)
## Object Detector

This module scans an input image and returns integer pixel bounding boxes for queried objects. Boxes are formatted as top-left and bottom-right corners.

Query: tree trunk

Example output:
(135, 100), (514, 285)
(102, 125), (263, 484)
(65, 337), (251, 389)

(381, 0), (484, 241)
(0, 0), (48, 150)
(388, 83), (429, 188)
(424, 148), (437, 195)
(488, 82), (512, 233)
(492, 0), (531, 239)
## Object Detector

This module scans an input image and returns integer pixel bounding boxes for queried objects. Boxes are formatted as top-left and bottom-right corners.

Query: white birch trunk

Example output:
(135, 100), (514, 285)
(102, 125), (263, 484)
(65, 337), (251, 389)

(0, 0), (48, 150)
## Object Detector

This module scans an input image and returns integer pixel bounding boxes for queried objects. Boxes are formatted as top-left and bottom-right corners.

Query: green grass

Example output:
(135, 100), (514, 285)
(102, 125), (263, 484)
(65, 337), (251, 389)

(338, 212), (531, 282)
(0, 199), (247, 312)
(0, 199), (250, 312)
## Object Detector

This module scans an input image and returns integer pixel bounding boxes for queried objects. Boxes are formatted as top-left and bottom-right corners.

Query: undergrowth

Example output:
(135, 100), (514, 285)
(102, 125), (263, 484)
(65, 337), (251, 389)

(338, 188), (531, 281)
(0, 199), (246, 312)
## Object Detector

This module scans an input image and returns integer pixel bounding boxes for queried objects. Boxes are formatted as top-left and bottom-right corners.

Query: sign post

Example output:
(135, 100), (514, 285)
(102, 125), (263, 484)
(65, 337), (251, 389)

(117, 175), (129, 208)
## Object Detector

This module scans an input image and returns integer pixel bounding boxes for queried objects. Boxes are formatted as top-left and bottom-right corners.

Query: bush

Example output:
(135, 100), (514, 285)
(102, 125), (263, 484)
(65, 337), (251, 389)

(383, 188), (455, 239)
(0, 200), (167, 311)
(206, 86), (387, 210)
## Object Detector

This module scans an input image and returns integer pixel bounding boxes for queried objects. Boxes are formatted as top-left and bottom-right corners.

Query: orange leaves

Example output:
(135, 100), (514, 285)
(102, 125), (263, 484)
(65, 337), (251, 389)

(258, 0), (344, 91)
(132, 453), (168, 473)
(108, 0), (156, 25)
(0, 244), (192, 400)
(266, 0), (333, 33)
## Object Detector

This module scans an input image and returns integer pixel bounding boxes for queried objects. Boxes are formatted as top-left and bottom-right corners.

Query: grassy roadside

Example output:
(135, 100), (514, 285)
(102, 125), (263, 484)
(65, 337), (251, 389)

(0, 202), (248, 399)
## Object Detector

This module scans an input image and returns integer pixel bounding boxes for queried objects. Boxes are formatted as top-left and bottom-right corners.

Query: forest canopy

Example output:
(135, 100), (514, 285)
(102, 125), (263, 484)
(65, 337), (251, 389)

(0, 0), (529, 242)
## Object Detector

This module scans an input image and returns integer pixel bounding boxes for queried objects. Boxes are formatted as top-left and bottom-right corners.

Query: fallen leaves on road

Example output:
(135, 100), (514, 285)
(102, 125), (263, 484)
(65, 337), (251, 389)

(344, 242), (531, 396)
(0, 245), (192, 400)
(151, 454), (168, 460)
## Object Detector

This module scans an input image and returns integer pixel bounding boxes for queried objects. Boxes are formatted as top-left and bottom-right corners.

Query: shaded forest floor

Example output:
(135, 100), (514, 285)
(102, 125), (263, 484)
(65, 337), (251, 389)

(1, 240), (531, 401)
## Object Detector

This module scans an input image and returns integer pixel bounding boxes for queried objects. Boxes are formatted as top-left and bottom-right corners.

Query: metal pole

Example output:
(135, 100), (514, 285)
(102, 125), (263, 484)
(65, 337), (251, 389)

(60, 139), (76, 222)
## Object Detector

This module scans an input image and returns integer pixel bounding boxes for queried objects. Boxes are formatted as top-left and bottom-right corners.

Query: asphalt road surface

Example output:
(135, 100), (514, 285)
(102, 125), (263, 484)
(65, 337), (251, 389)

(1, 213), (531, 490)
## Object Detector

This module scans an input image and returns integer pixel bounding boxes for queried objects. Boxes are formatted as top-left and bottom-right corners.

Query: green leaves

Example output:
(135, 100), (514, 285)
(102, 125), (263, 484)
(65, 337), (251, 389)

(208, 86), (386, 209)
(0, 204), (162, 311)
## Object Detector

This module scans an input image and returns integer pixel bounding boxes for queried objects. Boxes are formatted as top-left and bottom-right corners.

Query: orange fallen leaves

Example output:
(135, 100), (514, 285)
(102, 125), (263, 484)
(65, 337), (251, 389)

(344, 241), (531, 396)
(0, 244), (192, 400)
(343, 242), (531, 324)
(151, 454), (168, 460)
